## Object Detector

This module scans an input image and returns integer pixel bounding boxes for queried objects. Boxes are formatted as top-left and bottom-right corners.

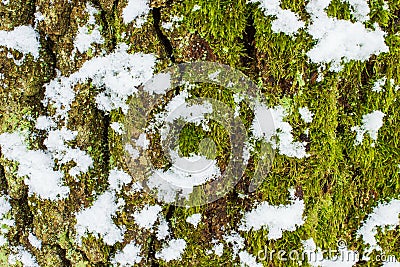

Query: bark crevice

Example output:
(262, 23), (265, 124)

(152, 7), (175, 63)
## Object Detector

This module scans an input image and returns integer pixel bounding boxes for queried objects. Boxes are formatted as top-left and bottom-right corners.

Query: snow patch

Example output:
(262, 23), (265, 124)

(75, 191), (125, 246)
(0, 132), (70, 200)
(155, 239), (187, 262)
(111, 122), (125, 135)
(8, 246), (39, 267)
(122, 0), (151, 27)
(28, 233), (42, 250)
(351, 110), (385, 145)
(108, 168), (132, 192)
(0, 196), (14, 247)
(112, 241), (142, 266)
(306, 0), (388, 71)
(73, 3), (104, 54)
(252, 104), (308, 158)
(133, 204), (162, 230)
(299, 107), (314, 123)
(0, 26), (40, 59)
(239, 189), (305, 239)
(43, 44), (156, 120)
(186, 213), (201, 228)
(357, 198), (400, 258)
(250, 0), (304, 35)
(239, 251), (263, 267)
(372, 77), (387, 92)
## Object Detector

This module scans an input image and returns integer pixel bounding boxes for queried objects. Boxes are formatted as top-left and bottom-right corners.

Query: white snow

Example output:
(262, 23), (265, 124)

(357, 199), (400, 257)
(135, 133), (149, 150)
(0, 132), (70, 200)
(299, 107), (314, 123)
(155, 239), (187, 262)
(153, 90), (213, 137)
(112, 241), (142, 266)
(133, 204), (162, 230)
(239, 190), (305, 239)
(223, 231), (245, 257)
(35, 116), (56, 131)
(0, 26), (40, 59)
(351, 110), (385, 145)
(0, 196), (14, 247)
(0, 196), (12, 219)
(75, 191), (125, 246)
(192, 4), (201, 11)
(143, 72), (171, 95)
(74, 26), (104, 54)
(43, 44), (156, 119)
(239, 251), (263, 267)
(108, 168), (132, 192)
(250, 0), (304, 35)
(111, 122), (125, 135)
(73, 3), (104, 54)
(212, 242), (224, 257)
(340, 0), (370, 22)
(306, 0), (388, 71)
(156, 216), (170, 240)
(8, 246), (39, 267)
(44, 128), (93, 177)
(186, 213), (201, 228)
(252, 104), (308, 158)
(161, 16), (183, 31)
(372, 77), (387, 92)
(147, 152), (221, 203)
(122, 0), (151, 26)
(28, 233), (42, 250)
(124, 144), (140, 160)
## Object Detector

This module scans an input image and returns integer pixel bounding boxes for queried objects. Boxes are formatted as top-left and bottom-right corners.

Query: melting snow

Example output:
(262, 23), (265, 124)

(43, 44), (156, 119)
